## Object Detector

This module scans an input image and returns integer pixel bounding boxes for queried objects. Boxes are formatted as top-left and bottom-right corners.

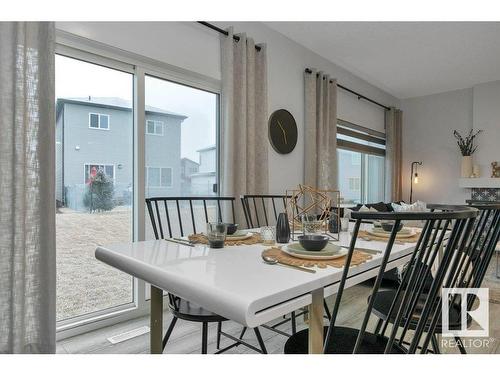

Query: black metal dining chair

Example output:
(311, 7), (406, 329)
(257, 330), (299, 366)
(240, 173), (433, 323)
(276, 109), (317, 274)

(145, 196), (267, 354)
(240, 194), (291, 228)
(369, 202), (500, 354)
(284, 205), (479, 354)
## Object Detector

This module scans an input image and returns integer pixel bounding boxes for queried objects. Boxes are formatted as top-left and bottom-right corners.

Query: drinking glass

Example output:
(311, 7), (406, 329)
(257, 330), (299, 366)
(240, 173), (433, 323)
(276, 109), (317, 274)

(301, 214), (323, 235)
(206, 222), (227, 248)
(340, 217), (349, 232)
(261, 226), (276, 246)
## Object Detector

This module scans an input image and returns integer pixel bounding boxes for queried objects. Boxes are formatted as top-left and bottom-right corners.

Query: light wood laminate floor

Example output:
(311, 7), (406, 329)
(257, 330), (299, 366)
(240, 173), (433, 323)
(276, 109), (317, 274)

(57, 284), (500, 354)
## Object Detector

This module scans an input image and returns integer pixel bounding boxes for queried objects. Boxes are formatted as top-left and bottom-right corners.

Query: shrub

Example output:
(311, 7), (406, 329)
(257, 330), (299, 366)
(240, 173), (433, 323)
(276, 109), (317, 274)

(83, 169), (115, 213)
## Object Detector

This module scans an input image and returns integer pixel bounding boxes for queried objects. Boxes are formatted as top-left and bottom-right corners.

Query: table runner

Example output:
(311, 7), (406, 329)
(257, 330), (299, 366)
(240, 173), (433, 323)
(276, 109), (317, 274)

(262, 247), (372, 269)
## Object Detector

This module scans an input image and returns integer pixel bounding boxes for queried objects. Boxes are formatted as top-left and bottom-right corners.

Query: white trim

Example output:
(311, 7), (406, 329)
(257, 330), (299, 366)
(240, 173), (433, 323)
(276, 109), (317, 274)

(145, 120), (164, 136)
(83, 163), (115, 184)
(146, 166), (173, 188)
(88, 112), (110, 130)
(56, 29), (221, 94)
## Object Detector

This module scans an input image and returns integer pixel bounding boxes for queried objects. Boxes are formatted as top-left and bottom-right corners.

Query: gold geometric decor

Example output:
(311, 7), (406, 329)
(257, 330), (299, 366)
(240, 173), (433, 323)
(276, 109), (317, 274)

(285, 185), (341, 241)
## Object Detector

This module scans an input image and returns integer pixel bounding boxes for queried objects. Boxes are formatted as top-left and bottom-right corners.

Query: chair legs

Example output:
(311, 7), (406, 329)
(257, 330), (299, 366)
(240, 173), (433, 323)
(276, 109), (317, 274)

(374, 318), (384, 335)
(253, 328), (267, 354)
(201, 322), (208, 354)
(216, 321), (222, 349)
(291, 312), (297, 334)
(431, 334), (441, 354)
(323, 300), (332, 321)
(162, 316), (178, 350)
(164, 318), (266, 354)
(454, 336), (467, 354)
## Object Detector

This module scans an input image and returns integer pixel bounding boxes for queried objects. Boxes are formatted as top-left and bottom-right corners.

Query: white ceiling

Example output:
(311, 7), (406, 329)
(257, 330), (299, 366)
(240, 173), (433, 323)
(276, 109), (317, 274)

(265, 22), (500, 99)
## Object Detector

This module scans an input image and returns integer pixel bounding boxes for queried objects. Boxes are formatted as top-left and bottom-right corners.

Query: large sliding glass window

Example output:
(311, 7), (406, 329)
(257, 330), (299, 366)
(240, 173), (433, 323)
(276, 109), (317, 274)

(55, 55), (134, 322)
(337, 120), (386, 205)
(54, 42), (221, 335)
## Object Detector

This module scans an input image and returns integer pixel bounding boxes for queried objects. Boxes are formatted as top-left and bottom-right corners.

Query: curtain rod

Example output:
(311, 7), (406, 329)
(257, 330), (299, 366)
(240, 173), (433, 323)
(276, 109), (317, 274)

(197, 22), (390, 111)
(305, 68), (390, 111)
(197, 21), (262, 51)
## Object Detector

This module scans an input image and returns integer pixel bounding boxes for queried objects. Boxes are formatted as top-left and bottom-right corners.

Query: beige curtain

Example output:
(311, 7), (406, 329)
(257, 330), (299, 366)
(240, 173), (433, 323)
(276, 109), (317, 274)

(221, 27), (268, 222)
(385, 107), (403, 202)
(304, 69), (338, 190)
(0, 22), (56, 353)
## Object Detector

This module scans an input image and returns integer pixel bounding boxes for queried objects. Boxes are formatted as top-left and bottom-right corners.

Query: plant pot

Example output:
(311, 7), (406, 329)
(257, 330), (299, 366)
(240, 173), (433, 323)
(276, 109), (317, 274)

(461, 156), (473, 178)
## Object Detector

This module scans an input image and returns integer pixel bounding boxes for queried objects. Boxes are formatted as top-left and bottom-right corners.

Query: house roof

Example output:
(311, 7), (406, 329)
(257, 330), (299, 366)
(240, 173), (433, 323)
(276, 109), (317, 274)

(56, 96), (188, 120)
(181, 157), (199, 166)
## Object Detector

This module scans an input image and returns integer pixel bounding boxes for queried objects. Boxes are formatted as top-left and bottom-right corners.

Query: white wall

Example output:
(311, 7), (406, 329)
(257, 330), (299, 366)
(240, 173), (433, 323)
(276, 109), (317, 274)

(56, 21), (400, 194)
(402, 88), (473, 204)
(402, 80), (500, 205)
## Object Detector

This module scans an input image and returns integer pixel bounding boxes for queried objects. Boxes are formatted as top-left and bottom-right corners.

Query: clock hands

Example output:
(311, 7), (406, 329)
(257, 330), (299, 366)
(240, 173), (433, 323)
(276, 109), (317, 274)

(276, 119), (288, 145)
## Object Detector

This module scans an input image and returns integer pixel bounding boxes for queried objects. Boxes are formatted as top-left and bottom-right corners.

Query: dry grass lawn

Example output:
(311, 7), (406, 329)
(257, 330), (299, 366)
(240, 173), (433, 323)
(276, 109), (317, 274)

(56, 207), (133, 321)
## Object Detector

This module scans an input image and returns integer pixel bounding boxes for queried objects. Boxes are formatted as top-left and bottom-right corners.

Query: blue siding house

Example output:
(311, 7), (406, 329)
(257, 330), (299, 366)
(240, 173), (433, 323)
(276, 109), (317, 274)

(56, 97), (187, 210)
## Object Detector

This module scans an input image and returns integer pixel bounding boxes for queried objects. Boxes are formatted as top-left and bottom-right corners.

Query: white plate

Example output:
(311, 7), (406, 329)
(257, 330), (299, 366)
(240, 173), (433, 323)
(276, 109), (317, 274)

(283, 245), (348, 260)
(226, 232), (253, 241)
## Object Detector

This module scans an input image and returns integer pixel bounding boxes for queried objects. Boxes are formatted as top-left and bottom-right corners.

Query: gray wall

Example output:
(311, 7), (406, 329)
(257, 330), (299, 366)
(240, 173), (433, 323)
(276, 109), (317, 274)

(402, 81), (500, 204)
(401, 88), (473, 204)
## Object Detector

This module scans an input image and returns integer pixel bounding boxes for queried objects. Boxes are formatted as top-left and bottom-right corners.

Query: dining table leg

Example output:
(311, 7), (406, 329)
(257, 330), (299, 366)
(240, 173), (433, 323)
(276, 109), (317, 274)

(308, 288), (324, 354)
(150, 285), (163, 354)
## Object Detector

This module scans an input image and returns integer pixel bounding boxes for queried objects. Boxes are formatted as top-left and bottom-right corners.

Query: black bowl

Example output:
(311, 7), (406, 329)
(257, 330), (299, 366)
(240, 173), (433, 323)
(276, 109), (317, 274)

(225, 223), (239, 235)
(381, 221), (403, 233)
(298, 235), (329, 252)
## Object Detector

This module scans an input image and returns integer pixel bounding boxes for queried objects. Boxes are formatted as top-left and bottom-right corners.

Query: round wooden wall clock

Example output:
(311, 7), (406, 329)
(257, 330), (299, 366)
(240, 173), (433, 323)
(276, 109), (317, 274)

(268, 109), (298, 154)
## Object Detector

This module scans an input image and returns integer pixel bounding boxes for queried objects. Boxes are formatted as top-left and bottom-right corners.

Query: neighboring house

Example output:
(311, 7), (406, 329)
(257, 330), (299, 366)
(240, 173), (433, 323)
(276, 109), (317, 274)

(180, 157), (200, 195)
(56, 96), (187, 211)
(190, 145), (217, 196)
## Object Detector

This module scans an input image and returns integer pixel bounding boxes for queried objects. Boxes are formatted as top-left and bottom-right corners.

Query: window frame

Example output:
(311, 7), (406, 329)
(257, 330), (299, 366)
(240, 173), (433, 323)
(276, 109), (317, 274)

(88, 112), (110, 130)
(55, 31), (221, 340)
(83, 163), (116, 184)
(146, 166), (173, 188)
(145, 120), (164, 136)
(337, 118), (386, 205)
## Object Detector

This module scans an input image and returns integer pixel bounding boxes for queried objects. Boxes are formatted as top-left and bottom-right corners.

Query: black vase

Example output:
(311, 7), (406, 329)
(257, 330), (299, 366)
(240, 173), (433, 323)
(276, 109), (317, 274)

(329, 215), (340, 233)
(276, 212), (291, 243)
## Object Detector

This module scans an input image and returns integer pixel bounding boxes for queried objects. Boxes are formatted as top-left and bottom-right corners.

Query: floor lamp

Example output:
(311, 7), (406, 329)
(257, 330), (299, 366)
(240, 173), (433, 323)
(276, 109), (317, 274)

(409, 161), (422, 203)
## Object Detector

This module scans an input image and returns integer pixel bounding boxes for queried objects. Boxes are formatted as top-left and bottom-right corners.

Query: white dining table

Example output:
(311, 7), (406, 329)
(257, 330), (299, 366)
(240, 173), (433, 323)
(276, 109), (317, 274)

(95, 223), (418, 354)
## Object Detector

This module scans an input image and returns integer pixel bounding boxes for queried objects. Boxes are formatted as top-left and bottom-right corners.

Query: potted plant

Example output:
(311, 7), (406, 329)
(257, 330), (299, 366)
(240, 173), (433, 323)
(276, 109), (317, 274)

(453, 129), (482, 178)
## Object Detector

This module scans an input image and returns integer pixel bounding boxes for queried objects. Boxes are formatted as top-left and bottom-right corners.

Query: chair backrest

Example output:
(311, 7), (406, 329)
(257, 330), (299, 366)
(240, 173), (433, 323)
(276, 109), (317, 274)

(240, 194), (291, 228)
(145, 196), (236, 239)
(324, 205), (479, 354)
(460, 202), (500, 308)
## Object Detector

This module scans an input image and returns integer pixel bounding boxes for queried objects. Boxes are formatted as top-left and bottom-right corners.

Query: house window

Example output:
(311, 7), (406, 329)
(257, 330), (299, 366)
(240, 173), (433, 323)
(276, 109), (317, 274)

(146, 167), (172, 187)
(84, 163), (115, 184)
(89, 113), (110, 130)
(146, 120), (164, 135)
(337, 120), (386, 204)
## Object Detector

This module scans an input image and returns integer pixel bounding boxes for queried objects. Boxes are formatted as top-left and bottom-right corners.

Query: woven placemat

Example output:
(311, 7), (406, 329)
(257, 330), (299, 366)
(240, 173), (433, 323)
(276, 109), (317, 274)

(262, 247), (372, 269)
(358, 230), (421, 243)
(188, 232), (262, 246)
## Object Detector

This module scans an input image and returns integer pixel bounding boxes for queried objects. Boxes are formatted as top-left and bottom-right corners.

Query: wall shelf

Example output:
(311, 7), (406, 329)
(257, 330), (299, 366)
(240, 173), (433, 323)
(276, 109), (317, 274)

(459, 178), (500, 188)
